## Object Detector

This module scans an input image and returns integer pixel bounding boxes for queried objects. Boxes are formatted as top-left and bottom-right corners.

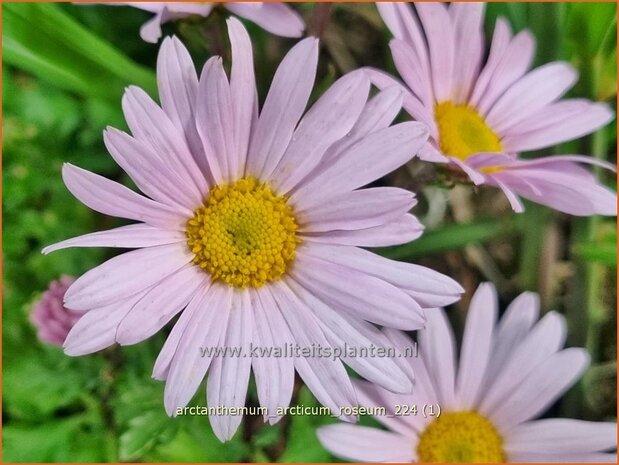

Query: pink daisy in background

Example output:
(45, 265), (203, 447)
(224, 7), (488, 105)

(30, 275), (82, 346)
(108, 2), (305, 43)
(43, 19), (464, 441)
(368, 2), (617, 216)
(318, 283), (618, 463)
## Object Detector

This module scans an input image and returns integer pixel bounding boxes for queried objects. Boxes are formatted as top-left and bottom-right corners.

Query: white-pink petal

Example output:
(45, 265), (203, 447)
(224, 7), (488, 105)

(269, 281), (357, 418)
(490, 348), (590, 431)
(152, 286), (204, 381)
(164, 284), (232, 415)
(475, 29), (535, 115)
(456, 282), (497, 409)
(156, 36), (205, 174)
(481, 311), (567, 414)
(489, 166), (617, 216)
(318, 424), (414, 462)
(417, 308), (457, 409)
(121, 86), (208, 196)
(302, 242), (463, 305)
(416, 2), (455, 102)
(207, 290), (253, 442)
(303, 213), (423, 247)
(505, 419), (617, 455)
(323, 85), (404, 162)
(196, 56), (236, 183)
(508, 452), (617, 463)
(353, 379), (418, 436)
(228, 17), (256, 178)
(115, 265), (207, 345)
(63, 290), (148, 356)
(225, 2), (304, 38)
(486, 62), (578, 133)
(64, 243), (192, 311)
(502, 100), (614, 152)
(390, 39), (433, 107)
(246, 37), (319, 179)
(485, 291), (540, 381)
(450, 2), (485, 103)
(298, 187), (416, 233)
(286, 278), (414, 394)
(291, 122), (428, 210)
(139, 12), (164, 43)
(42, 223), (186, 255)
(251, 287), (295, 425)
(62, 164), (187, 229)
(292, 249), (425, 330)
(103, 127), (199, 210)
(363, 67), (436, 135)
(271, 71), (370, 194)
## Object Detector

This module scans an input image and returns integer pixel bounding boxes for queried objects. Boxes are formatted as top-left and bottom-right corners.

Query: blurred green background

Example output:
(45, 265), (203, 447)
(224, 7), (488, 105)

(2, 2), (617, 462)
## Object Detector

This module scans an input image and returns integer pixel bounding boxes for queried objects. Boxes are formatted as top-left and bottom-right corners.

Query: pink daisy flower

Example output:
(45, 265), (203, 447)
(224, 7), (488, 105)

(318, 283), (617, 463)
(368, 2), (617, 216)
(44, 20), (464, 441)
(112, 2), (304, 43)
(30, 276), (82, 346)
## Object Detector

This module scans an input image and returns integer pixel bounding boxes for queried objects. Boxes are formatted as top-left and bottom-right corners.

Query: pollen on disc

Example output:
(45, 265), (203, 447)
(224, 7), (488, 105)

(185, 177), (300, 288)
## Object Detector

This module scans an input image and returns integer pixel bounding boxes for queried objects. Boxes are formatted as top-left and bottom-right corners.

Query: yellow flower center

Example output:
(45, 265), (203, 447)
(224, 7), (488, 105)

(417, 411), (505, 463)
(435, 101), (503, 160)
(186, 177), (300, 288)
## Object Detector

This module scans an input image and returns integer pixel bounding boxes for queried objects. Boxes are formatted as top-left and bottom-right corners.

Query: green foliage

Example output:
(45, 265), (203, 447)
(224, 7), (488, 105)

(278, 388), (334, 463)
(574, 225), (617, 268)
(379, 217), (519, 260)
(2, 2), (617, 463)
(3, 3), (156, 102)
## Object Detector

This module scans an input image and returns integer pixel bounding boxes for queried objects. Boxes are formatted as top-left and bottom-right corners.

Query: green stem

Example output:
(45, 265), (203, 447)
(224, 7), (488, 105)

(583, 128), (609, 361)
(561, 39), (611, 416)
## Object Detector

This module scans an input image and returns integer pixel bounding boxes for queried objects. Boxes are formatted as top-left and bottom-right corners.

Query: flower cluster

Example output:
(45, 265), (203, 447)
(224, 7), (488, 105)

(30, 276), (82, 346)
(43, 2), (616, 461)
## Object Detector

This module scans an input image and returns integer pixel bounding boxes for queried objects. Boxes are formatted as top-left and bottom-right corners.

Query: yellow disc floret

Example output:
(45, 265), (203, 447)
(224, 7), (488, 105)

(186, 177), (300, 288)
(417, 411), (505, 463)
(435, 101), (503, 160)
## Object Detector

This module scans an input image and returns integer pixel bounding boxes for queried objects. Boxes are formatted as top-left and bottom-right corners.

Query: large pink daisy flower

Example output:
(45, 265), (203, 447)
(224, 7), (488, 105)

(113, 2), (304, 43)
(318, 283), (617, 462)
(44, 19), (463, 441)
(368, 2), (617, 216)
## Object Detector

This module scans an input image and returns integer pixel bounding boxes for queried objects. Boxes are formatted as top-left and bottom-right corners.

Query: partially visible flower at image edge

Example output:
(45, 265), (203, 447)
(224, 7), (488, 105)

(104, 2), (305, 43)
(369, 2), (617, 216)
(42, 19), (464, 442)
(30, 275), (82, 346)
(318, 283), (618, 463)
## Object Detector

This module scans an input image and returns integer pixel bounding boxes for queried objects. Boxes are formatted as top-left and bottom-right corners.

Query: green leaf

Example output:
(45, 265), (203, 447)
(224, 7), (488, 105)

(3, 3), (156, 102)
(252, 423), (282, 448)
(3, 416), (107, 462)
(573, 228), (617, 267)
(144, 414), (250, 462)
(278, 388), (333, 463)
(114, 374), (177, 461)
(564, 3), (617, 56)
(378, 217), (519, 260)
(3, 348), (89, 421)
(120, 410), (177, 461)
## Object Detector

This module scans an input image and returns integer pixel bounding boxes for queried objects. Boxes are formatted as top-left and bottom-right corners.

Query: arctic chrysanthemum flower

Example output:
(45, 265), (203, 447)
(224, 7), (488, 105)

(369, 2), (617, 216)
(112, 2), (304, 42)
(318, 283), (617, 463)
(30, 276), (82, 346)
(44, 20), (464, 441)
